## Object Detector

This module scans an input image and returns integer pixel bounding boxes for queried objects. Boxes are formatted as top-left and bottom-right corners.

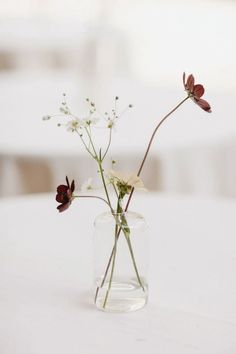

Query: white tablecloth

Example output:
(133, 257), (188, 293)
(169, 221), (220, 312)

(0, 192), (236, 353)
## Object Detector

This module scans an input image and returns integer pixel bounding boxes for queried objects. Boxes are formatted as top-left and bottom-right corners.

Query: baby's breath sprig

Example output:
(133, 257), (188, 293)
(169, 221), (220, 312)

(59, 93), (71, 115)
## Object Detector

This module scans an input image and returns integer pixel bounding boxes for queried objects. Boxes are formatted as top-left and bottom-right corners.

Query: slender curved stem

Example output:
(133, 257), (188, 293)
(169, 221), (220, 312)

(95, 207), (145, 305)
(101, 198), (120, 308)
(126, 234), (144, 290)
(102, 128), (112, 161)
(120, 212), (144, 291)
(94, 96), (189, 303)
(124, 96), (189, 211)
(102, 224), (118, 308)
(74, 195), (112, 210)
(75, 129), (96, 159)
(98, 162), (112, 207)
(88, 125), (92, 150)
(83, 127), (113, 209)
(85, 127), (98, 159)
(78, 126), (114, 212)
(94, 242), (115, 303)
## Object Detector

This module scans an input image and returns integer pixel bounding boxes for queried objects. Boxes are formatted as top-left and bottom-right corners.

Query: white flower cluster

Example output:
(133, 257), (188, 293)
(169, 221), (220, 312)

(66, 117), (99, 132)
(43, 95), (133, 134)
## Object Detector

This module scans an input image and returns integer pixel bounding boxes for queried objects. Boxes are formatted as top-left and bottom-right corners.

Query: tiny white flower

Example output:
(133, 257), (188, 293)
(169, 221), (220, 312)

(81, 177), (93, 192)
(107, 118), (117, 129)
(66, 119), (83, 132)
(82, 117), (99, 127)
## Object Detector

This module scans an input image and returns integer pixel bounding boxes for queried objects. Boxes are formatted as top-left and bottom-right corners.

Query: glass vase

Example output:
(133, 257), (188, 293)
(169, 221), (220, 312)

(93, 211), (148, 313)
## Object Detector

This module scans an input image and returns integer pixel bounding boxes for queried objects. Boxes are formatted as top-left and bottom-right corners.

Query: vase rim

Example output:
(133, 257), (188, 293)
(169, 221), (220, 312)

(98, 210), (144, 216)
(94, 210), (146, 228)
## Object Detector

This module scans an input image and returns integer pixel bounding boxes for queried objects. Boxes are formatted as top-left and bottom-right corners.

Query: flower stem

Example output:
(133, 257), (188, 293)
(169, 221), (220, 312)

(102, 224), (118, 308)
(75, 195), (112, 209)
(98, 161), (112, 207)
(126, 234), (144, 290)
(124, 96), (189, 212)
(85, 127), (98, 158)
(75, 129), (96, 159)
(78, 125), (113, 211)
(95, 198), (144, 307)
(101, 197), (120, 308)
(94, 243), (115, 303)
(102, 128), (112, 161)
(94, 96), (189, 304)
(120, 213), (145, 291)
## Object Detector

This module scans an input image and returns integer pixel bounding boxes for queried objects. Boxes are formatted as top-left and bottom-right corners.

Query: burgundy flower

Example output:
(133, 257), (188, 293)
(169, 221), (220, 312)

(56, 176), (75, 212)
(183, 72), (211, 113)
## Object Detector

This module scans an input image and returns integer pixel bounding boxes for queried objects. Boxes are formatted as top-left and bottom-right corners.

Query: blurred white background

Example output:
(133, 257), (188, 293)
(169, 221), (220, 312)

(0, 0), (236, 197)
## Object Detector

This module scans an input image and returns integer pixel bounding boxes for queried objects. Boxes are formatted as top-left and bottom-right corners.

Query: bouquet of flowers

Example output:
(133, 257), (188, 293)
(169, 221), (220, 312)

(43, 73), (211, 312)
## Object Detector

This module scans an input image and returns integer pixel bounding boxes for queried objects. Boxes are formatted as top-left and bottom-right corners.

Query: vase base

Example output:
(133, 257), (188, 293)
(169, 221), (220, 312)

(94, 280), (148, 313)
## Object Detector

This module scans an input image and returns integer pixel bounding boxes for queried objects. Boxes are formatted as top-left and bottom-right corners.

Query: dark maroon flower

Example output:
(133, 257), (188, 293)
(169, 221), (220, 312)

(183, 72), (211, 113)
(56, 176), (75, 212)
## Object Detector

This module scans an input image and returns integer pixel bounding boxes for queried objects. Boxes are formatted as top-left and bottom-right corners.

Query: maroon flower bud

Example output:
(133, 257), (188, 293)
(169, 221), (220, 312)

(56, 176), (75, 212)
(183, 72), (212, 113)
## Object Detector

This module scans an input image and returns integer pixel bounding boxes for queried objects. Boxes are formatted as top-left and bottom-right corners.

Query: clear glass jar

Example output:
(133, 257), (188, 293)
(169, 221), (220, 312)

(93, 211), (148, 312)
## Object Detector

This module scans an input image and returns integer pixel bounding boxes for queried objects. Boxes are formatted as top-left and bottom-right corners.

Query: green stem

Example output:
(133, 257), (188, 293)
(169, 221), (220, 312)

(125, 234), (144, 290)
(79, 126), (113, 212)
(102, 128), (112, 161)
(98, 161), (112, 207)
(74, 195), (112, 209)
(94, 244), (115, 303)
(101, 196), (144, 308)
(85, 127), (98, 159)
(102, 223), (118, 308)
(75, 129), (96, 159)
(119, 207), (144, 291)
(83, 126), (113, 209)
(102, 197), (120, 308)
(111, 182), (119, 198)
(94, 96), (190, 304)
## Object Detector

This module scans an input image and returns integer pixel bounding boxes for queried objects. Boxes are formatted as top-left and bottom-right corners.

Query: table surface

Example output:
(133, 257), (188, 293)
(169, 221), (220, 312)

(0, 192), (236, 354)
